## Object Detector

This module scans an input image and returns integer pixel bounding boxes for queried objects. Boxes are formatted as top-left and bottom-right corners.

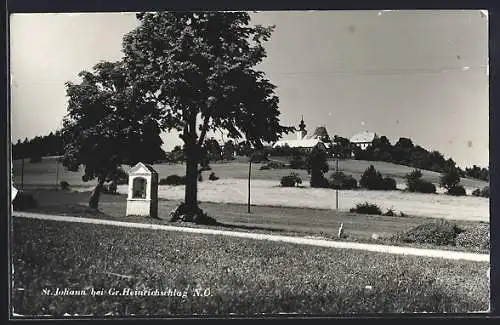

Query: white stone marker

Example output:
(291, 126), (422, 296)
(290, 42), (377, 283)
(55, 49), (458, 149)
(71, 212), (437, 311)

(126, 162), (158, 218)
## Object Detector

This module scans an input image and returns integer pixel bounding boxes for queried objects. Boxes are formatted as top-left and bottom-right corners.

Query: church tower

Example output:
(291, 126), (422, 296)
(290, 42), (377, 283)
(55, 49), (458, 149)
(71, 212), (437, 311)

(297, 115), (307, 140)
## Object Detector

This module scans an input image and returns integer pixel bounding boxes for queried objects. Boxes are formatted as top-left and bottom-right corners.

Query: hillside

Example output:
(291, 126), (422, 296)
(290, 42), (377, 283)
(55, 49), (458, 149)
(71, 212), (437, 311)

(12, 156), (488, 190)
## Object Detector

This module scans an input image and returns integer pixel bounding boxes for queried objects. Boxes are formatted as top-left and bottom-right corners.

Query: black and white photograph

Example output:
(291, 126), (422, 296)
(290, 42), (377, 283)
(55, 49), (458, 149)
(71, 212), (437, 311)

(9, 10), (490, 316)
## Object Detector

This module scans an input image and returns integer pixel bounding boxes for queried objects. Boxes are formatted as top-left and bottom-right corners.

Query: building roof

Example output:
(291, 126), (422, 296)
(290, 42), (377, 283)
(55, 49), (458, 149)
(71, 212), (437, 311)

(273, 139), (325, 148)
(350, 131), (377, 144)
(129, 162), (158, 175)
(309, 125), (331, 141)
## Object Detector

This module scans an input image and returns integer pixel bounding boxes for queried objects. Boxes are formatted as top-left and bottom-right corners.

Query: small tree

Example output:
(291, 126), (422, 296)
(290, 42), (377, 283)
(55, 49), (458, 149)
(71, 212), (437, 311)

(360, 165), (396, 190)
(360, 165), (382, 189)
(440, 168), (461, 191)
(306, 145), (329, 188)
(405, 169), (436, 194)
(223, 140), (236, 161)
(405, 169), (423, 192)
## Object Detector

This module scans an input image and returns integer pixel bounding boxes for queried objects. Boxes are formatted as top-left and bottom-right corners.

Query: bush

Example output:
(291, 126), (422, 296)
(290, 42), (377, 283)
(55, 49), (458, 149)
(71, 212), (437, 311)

(405, 169), (436, 194)
(447, 185), (466, 196)
(289, 155), (307, 169)
(455, 224), (489, 250)
(382, 177), (397, 190)
(310, 175), (330, 188)
(472, 186), (489, 198)
(209, 172), (219, 181)
(329, 172), (358, 190)
(350, 202), (382, 215)
(360, 165), (396, 191)
(169, 202), (218, 225)
(440, 168), (461, 191)
(391, 220), (463, 246)
(29, 155), (42, 163)
(159, 174), (186, 186)
(264, 160), (287, 169)
(12, 191), (38, 211)
(280, 173), (302, 187)
(384, 208), (396, 216)
(59, 181), (70, 191)
(414, 179), (436, 194)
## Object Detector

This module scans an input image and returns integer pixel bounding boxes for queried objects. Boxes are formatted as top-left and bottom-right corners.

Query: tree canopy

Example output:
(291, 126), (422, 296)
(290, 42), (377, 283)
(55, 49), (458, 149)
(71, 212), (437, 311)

(120, 12), (293, 217)
(61, 60), (165, 185)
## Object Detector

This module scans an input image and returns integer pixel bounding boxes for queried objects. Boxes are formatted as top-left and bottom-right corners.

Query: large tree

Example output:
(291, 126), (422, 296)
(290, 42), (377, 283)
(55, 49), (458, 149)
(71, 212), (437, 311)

(122, 12), (293, 220)
(61, 61), (165, 209)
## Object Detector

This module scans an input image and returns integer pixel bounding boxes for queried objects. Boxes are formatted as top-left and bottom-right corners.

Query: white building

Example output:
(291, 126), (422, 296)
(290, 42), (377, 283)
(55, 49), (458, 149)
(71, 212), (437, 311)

(350, 131), (378, 150)
(272, 117), (331, 153)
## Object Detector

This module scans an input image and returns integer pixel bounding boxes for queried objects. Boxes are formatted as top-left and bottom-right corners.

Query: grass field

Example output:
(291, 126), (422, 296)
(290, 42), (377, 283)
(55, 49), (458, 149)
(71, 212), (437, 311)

(13, 156), (489, 222)
(20, 189), (489, 253)
(108, 179), (487, 222)
(12, 217), (489, 315)
(12, 156), (488, 190)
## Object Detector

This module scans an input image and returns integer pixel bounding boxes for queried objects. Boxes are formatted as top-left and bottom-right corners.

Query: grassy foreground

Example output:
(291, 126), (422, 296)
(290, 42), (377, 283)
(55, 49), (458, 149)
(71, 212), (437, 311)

(12, 218), (489, 315)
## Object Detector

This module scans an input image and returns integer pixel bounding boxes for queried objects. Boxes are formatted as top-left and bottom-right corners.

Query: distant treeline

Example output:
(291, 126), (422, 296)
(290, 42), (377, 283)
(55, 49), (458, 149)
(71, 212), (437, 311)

(268, 134), (489, 182)
(12, 131), (64, 160)
(351, 136), (489, 182)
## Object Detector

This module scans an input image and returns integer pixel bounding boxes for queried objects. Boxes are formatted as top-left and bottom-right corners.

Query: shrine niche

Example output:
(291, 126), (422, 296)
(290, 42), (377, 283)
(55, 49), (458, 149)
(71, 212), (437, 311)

(126, 162), (158, 218)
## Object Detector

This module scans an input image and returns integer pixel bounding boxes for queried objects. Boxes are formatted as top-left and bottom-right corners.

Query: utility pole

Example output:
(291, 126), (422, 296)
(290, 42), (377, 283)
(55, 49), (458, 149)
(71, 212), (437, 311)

(335, 155), (339, 212)
(56, 158), (60, 189)
(248, 155), (252, 213)
(21, 158), (24, 191)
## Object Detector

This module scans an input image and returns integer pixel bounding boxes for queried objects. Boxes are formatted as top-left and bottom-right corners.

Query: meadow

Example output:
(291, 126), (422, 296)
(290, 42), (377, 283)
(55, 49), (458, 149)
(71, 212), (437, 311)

(13, 156), (489, 222)
(12, 156), (488, 190)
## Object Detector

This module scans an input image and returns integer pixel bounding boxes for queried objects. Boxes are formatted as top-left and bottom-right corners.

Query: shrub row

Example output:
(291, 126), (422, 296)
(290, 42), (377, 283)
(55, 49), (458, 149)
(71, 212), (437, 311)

(259, 160), (287, 170)
(159, 174), (186, 186)
(279, 166), (400, 192)
(159, 172), (220, 186)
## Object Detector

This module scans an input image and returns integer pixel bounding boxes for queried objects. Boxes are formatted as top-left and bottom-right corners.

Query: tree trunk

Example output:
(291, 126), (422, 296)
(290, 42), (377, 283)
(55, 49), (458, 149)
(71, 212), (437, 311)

(184, 143), (199, 215)
(89, 178), (105, 210)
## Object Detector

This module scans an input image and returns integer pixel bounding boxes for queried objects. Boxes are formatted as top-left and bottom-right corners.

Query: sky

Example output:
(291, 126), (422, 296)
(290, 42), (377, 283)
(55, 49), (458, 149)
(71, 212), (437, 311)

(9, 10), (489, 168)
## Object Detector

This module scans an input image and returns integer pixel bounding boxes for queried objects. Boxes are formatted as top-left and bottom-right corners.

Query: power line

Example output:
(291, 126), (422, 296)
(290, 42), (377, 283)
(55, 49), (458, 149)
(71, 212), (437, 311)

(268, 65), (488, 79)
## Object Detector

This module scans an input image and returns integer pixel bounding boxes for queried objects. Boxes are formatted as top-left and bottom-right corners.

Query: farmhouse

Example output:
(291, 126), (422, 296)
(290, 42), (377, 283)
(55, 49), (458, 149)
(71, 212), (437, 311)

(272, 117), (332, 153)
(350, 131), (378, 150)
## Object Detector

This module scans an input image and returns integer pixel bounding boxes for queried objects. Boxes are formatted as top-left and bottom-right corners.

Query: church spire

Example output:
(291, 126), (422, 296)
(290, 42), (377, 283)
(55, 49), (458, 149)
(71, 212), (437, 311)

(298, 115), (306, 131)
